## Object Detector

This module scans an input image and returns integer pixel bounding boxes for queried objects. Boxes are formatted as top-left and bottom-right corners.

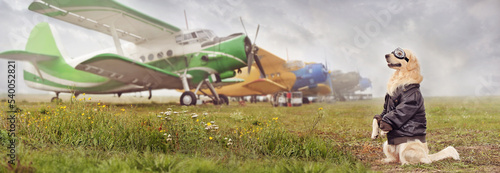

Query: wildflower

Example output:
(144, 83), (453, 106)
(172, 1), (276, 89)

(88, 97), (91, 100)
(121, 109), (125, 112)
(318, 107), (323, 111)
(91, 121), (94, 124)
(103, 105), (106, 108)
(88, 117), (91, 119)
(72, 95), (75, 98)
(196, 119), (199, 122)
(191, 113), (198, 118)
(98, 102), (101, 105)
(82, 113), (85, 116)
(209, 137), (213, 140)
(203, 112), (208, 116)
(82, 93), (86, 96)
(207, 122), (212, 126)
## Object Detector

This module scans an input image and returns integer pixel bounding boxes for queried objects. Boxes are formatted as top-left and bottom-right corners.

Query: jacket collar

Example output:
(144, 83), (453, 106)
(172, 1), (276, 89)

(391, 83), (420, 97)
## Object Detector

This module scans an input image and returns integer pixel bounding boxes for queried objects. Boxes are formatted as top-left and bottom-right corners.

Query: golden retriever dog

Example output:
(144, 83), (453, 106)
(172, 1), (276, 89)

(371, 48), (460, 165)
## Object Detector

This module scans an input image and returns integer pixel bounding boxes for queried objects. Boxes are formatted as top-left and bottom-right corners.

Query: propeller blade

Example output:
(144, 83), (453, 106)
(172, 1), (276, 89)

(327, 73), (334, 96)
(247, 53), (254, 73)
(240, 17), (248, 37)
(253, 54), (266, 78)
(253, 25), (260, 44)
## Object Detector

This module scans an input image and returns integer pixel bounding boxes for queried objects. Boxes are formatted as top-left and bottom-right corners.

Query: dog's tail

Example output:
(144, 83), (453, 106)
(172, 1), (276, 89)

(429, 146), (460, 162)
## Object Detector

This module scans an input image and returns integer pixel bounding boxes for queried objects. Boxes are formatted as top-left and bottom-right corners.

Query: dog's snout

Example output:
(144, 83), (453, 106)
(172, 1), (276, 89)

(385, 54), (390, 59)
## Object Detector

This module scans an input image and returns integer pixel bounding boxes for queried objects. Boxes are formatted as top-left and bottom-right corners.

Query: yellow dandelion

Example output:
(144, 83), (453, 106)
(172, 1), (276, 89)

(207, 122), (212, 126)
(88, 117), (91, 119)
(82, 93), (86, 96)
(98, 103), (101, 105)
(82, 113), (85, 116)
(88, 97), (91, 100)
(209, 137), (213, 140)
(102, 105), (106, 108)
(196, 119), (199, 122)
(72, 95), (75, 98)
(121, 108), (125, 112)
(91, 121), (94, 124)
(318, 107), (323, 111)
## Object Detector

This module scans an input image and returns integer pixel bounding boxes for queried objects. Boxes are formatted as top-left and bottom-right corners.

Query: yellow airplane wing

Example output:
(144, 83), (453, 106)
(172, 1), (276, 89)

(298, 83), (332, 96)
(256, 48), (286, 74)
(242, 78), (288, 94)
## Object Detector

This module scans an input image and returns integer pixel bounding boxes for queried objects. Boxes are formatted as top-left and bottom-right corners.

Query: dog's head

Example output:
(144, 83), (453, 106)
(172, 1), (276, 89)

(385, 48), (419, 71)
(386, 48), (423, 95)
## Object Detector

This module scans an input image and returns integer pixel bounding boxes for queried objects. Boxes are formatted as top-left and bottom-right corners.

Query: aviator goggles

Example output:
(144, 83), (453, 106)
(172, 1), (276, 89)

(392, 47), (409, 62)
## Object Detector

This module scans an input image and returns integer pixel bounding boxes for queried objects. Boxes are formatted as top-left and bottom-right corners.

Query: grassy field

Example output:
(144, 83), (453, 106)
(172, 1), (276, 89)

(0, 95), (499, 172)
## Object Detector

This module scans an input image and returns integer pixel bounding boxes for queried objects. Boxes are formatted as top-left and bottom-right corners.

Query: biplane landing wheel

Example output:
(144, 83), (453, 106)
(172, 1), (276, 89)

(51, 97), (62, 103)
(214, 94), (229, 105)
(180, 91), (197, 106)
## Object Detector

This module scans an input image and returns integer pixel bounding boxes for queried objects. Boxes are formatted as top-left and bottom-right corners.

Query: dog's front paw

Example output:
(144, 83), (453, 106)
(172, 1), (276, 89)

(371, 119), (379, 139)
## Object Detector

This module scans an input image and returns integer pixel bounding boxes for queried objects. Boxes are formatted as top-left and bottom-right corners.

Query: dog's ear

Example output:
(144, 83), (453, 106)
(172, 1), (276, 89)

(405, 49), (420, 71)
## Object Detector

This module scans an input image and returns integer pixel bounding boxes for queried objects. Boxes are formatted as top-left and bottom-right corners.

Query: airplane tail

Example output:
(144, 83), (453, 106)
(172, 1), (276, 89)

(0, 22), (65, 64)
(0, 22), (74, 82)
(26, 22), (64, 57)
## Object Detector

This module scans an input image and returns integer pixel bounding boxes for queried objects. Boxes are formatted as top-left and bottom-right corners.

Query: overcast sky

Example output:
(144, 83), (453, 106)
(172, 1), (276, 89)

(1, 0), (499, 97)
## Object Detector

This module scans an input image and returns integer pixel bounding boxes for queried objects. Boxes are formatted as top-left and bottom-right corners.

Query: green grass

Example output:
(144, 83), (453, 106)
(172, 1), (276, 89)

(0, 96), (499, 172)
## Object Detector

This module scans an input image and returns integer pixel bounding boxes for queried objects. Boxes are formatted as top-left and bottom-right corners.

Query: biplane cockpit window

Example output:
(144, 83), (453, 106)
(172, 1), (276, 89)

(176, 29), (216, 45)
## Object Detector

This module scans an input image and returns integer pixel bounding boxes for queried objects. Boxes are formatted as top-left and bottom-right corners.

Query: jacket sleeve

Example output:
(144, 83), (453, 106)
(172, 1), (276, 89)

(382, 90), (422, 129)
(379, 94), (390, 116)
(374, 94), (389, 123)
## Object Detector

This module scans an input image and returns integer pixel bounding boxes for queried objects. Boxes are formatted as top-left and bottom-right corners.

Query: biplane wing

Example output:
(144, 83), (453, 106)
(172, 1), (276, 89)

(29, 0), (180, 43)
(75, 53), (183, 89)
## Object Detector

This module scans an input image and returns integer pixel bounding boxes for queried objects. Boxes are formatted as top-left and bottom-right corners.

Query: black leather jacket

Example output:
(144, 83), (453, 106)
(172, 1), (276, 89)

(379, 84), (426, 145)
